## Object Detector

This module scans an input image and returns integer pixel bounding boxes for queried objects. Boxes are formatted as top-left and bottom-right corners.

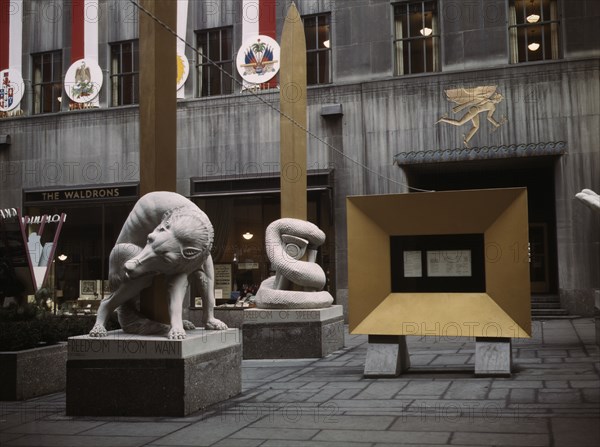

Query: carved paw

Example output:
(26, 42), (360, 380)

(204, 318), (228, 330)
(168, 327), (186, 339)
(89, 324), (108, 337)
(182, 320), (196, 330)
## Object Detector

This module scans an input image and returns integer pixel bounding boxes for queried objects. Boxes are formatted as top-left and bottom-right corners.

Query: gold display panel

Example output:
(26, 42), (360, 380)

(347, 188), (531, 338)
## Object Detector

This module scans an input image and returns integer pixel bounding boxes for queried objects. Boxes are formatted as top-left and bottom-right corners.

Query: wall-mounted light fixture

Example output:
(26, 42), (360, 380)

(528, 42), (540, 51)
(420, 27), (432, 36)
(58, 254), (68, 261)
(242, 232), (254, 240)
(0, 134), (10, 147)
(526, 14), (540, 23)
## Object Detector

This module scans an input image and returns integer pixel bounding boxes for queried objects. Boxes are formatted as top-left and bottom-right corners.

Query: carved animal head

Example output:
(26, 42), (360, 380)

(123, 207), (214, 279)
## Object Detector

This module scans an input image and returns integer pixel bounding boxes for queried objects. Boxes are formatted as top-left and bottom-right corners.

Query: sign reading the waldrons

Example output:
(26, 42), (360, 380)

(0, 69), (25, 112)
(236, 35), (280, 84)
(64, 59), (103, 104)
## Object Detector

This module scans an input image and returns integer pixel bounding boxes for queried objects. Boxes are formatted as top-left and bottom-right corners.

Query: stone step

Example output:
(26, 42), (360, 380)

(530, 294), (571, 320)
(531, 308), (569, 316)
(532, 314), (581, 320)
(531, 295), (560, 303)
(531, 302), (562, 309)
(532, 307), (568, 313)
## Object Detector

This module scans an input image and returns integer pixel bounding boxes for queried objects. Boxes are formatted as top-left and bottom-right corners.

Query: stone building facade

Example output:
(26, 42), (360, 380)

(0, 0), (598, 317)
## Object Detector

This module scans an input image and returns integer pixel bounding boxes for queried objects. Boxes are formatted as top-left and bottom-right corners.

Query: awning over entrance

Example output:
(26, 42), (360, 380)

(393, 142), (567, 166)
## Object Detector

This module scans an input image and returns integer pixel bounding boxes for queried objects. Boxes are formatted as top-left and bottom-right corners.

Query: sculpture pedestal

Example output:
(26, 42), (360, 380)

(66, 329), (241, 417)
(364, 335), (410, 377)
(242, 305), (344, 359)
(475, 337), (512, 377)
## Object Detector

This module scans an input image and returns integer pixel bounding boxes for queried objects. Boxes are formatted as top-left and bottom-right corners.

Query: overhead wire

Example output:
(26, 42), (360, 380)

(129, 0), (434, 193)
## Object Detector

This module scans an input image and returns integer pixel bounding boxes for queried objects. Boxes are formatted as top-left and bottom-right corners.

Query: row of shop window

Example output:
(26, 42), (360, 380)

(29, 192), (334, 314)
(31, 0), (561, 114)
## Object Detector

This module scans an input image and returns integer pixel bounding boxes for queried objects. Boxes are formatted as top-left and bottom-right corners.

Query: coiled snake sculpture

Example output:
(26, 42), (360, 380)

(255, 218), (333, 309)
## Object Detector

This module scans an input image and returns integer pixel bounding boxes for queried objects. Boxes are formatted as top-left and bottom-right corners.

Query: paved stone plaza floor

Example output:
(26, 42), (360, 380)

(1, 319), (599, 447)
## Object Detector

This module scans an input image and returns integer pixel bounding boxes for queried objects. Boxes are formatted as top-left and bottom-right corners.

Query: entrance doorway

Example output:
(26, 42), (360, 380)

(402, 156), (559, 293)
(529, 223), (549, 293)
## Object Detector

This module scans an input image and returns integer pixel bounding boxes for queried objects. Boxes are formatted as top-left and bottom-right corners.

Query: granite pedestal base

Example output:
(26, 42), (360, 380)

(364, 335), (410, 377)
(243, 305), (344, 359)
(66, 329), (241, 417)
(475, 337), (512, 377)
(0, 343), (67, 400)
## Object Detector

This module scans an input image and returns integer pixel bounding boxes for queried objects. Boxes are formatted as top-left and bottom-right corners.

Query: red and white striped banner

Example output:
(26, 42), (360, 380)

(241, 0), (278, 89)
(66, 0), (102, 107)
(242, 0), (276, 41)
(0, 0), (22, 72)
(0, 0), (24, 113)
(71, 0), (99, 63)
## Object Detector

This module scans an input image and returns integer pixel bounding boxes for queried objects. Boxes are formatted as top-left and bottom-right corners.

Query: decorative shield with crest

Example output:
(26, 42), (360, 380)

(236, 35), (281, 85)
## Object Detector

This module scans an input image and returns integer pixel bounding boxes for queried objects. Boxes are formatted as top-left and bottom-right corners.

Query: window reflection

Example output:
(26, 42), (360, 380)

(191, 192), (334, 306)
(29, 202), (133, 315)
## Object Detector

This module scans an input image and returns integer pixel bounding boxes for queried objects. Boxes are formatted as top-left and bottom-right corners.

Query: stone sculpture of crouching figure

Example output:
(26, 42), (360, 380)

(89, 191), (228, 339)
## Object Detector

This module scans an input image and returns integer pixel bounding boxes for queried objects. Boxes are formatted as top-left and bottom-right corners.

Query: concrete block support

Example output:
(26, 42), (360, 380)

(66, 329), (241, 417)
(475, 337), (512, 377)
(364, 335), (410, 377)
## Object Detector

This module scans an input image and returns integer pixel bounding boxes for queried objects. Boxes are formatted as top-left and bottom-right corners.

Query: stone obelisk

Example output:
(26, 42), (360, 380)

(280, 2), (307, 220)
(139, 0), (177, 323)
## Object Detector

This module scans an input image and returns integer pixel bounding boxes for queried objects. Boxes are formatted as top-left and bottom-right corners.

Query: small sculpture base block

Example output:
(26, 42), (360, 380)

(242, 305), (344, 359)
(66, 329), (241, 417)
(364, 335), (410, 377)
(475, 337), (512, 377)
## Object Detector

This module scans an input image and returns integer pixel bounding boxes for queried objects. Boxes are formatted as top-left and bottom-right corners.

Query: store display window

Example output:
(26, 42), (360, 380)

(25, 202), (133, 315)
(192, 191), (334, 307)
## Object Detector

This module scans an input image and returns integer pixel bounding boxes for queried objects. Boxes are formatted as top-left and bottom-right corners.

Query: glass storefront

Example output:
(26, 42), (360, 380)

(22, 184), (139, 315)
(24, 202), (134, 315)
(18, 176), (336, 313)
(192, 190), (335, 306)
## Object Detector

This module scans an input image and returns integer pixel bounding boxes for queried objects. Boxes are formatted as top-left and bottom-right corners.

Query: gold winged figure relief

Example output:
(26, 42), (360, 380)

(436, 86), (507, 148)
